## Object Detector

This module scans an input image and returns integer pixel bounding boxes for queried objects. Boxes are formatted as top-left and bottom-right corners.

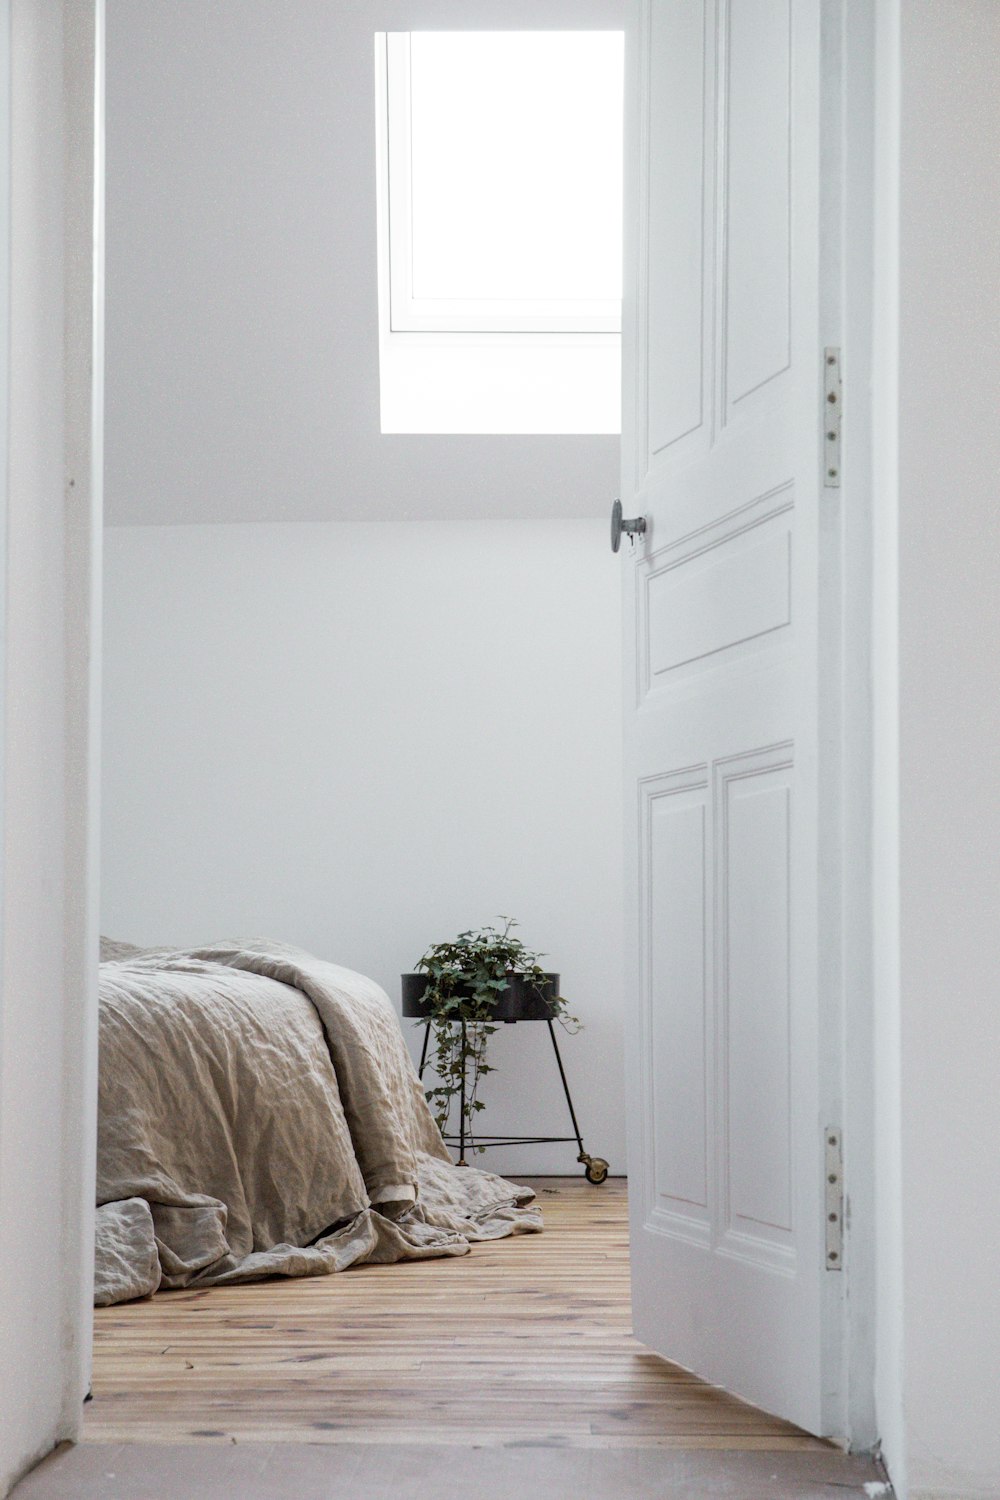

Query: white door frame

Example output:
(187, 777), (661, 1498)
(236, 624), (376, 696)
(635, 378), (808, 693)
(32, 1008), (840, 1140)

(62, 0), (105, 1436)
(6, 0), (883, 1483)
(825, 0), (879, 1452)
(0, 3), (103, 1493)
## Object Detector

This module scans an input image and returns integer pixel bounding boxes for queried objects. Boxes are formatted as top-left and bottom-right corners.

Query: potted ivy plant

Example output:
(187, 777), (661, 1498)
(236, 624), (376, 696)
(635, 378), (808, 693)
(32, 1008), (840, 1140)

(401, 918), (580, 1155)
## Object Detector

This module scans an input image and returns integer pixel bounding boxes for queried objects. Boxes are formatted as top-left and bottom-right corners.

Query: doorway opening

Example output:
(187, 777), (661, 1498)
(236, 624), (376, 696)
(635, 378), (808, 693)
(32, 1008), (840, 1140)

(68, 4), (881, 1496)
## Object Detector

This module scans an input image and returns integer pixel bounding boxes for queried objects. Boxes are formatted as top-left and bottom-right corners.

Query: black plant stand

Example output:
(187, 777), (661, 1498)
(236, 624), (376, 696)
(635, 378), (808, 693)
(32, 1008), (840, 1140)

(401, 972), (609, 1184)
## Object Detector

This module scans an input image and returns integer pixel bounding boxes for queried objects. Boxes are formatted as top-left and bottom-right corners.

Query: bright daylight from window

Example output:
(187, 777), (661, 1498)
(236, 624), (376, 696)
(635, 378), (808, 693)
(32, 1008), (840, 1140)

(375, 30), (624, 434)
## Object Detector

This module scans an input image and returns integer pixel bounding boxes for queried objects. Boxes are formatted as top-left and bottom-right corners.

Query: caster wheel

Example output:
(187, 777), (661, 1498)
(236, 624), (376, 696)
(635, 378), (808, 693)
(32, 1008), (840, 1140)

(584, 1157), (609, 1185)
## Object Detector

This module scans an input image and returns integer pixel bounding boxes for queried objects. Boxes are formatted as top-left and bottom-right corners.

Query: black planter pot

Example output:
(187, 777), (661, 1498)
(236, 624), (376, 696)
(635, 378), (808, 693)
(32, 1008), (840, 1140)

(400, 971), (561, 1024)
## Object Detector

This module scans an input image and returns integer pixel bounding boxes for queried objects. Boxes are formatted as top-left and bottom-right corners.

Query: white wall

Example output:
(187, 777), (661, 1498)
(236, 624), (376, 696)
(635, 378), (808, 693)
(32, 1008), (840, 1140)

(100, 0), (627, 1205)
(104, 0), (623, 526)
(872, 4), (1000, 1496)
(891, 5), (1000, 1497)
(0, 2), (101, 1494)
(101, 520), (625, 1179)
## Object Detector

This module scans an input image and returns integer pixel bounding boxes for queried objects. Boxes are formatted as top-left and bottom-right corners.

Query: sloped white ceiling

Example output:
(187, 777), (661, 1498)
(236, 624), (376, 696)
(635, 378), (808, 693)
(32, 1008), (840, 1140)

(105, 0), (624, 524)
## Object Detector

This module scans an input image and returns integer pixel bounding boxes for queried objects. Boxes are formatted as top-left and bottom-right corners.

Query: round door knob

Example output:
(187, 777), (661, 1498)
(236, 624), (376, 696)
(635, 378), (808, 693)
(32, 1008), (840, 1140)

(611, 498), (647, 553)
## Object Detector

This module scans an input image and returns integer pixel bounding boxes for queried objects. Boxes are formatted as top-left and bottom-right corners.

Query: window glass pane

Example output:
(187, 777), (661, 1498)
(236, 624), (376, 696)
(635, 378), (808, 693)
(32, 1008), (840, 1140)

(406, 31), (624, 307)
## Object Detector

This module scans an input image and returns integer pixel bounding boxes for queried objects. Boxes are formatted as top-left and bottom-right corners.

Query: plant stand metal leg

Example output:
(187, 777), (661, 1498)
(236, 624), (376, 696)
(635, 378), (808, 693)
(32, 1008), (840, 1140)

(458, 1020), (468, 1166)
(546, 1019), (609, 1184)
(546, 1019), (585, 1154)
(418, 1021), (431, 1080)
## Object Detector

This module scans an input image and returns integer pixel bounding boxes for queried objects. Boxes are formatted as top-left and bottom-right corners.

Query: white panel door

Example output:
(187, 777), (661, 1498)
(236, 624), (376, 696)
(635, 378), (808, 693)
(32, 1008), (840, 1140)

(621, 0), (841, 1436)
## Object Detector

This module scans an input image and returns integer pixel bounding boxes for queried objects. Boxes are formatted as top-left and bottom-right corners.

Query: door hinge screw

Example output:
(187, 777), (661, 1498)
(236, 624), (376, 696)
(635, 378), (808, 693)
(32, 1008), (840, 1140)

(825, 1127), (843, 1269)
(823, 348), (842, 489)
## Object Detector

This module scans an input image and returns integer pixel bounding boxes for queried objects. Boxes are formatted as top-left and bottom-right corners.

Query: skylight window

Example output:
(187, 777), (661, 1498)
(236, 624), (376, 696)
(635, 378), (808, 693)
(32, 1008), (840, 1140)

(386, 32), (623, 335)
(374, 30), (624, 435)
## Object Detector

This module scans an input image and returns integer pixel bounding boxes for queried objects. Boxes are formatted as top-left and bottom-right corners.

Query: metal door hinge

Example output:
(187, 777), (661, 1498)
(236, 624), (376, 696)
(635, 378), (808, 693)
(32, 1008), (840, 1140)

(823, 348), (841, 488)
(825, 1127), (843, 1270)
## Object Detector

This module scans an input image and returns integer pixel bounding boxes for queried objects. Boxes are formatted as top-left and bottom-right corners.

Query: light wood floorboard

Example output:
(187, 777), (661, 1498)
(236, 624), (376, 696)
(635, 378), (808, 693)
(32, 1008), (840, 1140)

(84, 1177), (830, 1450)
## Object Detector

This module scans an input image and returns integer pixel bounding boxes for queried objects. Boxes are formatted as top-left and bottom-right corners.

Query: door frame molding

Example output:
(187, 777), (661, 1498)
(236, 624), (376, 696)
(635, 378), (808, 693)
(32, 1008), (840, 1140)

(827, 0), (879, 1452)
(0, 2), (103, 1490)
(62, 0), (105, 1440)
(15, 0), (882, 1475)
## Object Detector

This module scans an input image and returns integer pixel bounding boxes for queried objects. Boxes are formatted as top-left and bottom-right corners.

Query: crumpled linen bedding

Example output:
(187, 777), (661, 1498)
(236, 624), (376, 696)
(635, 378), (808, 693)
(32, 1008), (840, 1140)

(95, 938), (540, 1306)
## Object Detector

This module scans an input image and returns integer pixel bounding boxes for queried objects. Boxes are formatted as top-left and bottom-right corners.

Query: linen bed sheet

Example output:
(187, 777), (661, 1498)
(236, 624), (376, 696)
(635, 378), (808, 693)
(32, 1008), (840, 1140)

(95, 938), (540, 1306)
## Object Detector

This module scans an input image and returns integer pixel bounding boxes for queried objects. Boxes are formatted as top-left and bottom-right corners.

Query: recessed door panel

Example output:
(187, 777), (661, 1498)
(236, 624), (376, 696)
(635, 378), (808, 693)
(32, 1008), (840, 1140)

(645, 0), (708, 462)
(719, 755), (794, 1267)
(645, 521), (791, 685)
(722, 0), (792, 412)
(643, 776), (710, 1240)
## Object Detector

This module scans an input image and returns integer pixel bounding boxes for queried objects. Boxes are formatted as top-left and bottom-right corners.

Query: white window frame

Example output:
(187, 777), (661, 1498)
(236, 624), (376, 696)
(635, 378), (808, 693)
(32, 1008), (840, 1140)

(383, 31), (622, 337)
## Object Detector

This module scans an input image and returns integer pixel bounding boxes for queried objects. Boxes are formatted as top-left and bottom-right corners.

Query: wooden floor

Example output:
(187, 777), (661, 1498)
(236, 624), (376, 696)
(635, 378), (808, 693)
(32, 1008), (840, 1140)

(84, 1177), (828, 1451)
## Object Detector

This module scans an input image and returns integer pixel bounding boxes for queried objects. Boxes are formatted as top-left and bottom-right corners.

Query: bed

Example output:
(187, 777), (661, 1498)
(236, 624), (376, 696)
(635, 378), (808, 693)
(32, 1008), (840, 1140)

(95, 938), (540, 1306)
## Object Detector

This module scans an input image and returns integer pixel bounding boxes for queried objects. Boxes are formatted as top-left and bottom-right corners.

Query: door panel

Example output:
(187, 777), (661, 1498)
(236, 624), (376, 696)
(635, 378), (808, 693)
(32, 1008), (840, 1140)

(622, 0), (837, 1436)
(646, 780), (710, 1231)
(721, 757), (794, 1251)
(646, 521), (792, 680)
(723, 0), (793, 409)
(645, 0), (707, 456)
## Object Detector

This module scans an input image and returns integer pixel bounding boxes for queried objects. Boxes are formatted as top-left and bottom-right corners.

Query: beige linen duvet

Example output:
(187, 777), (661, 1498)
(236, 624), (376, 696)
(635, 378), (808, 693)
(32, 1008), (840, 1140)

(95, 939), (540, 1305)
